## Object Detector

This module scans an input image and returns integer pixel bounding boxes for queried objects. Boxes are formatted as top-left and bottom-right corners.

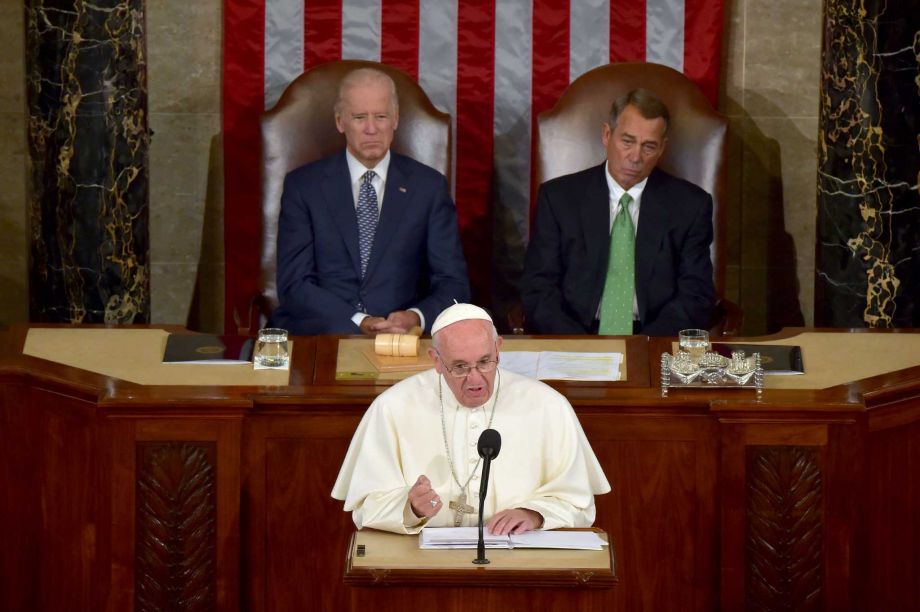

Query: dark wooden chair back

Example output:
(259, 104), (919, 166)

(247, 60), (451, 331)
(525, 61), (740, 335)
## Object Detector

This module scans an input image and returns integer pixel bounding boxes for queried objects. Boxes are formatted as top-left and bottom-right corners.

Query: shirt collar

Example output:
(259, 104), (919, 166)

(346, 149), (391, 185)
(605, 163), (649, 207)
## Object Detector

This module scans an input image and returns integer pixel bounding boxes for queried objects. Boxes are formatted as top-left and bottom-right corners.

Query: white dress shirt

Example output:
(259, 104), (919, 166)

(345, 149), (389, 211)
(345, 150), (425, 330)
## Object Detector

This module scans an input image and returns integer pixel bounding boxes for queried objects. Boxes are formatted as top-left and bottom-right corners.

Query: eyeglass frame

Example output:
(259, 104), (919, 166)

(434, 344), (500, 378)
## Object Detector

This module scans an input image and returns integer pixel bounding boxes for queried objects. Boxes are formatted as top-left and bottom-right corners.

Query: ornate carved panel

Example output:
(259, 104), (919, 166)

(136, 442), (216, 612)
(746, 446), (823, 612)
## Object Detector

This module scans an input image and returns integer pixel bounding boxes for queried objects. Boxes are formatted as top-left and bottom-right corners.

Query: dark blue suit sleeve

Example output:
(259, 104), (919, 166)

(275, 171), (362, 334)
(410, 175), (471, 328)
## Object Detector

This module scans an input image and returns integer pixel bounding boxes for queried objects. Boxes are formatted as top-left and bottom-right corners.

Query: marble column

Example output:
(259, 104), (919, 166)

(25, 0), (150, 323)
(815, 1), (920, 327)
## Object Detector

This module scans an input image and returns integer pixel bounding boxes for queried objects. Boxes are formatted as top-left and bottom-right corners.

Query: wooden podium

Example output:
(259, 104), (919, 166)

(3, 326), (920, 611)
(344, 529), (616, 610)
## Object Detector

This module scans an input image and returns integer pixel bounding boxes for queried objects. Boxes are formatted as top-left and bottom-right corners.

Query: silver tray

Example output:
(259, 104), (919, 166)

(660, 350), (764, 397)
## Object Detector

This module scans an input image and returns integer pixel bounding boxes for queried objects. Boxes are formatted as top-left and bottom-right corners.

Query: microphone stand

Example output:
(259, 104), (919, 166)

(472, 453), (493, 565)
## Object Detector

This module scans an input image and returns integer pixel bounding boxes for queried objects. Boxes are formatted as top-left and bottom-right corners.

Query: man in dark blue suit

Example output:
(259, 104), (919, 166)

(521, 89), (714, 336)
(273, 68), (470, 335)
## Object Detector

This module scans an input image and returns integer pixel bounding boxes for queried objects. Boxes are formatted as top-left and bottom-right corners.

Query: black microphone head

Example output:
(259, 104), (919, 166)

(477, 428), (501, 460)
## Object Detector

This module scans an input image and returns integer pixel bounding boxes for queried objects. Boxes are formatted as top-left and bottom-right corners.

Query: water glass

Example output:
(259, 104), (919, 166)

(678, 328), (710, 363)
(254, 328), (289, 368)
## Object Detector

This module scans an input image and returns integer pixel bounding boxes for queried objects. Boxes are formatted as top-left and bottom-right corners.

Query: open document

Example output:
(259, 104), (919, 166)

(500, 351), (622, 381)
(419, 527), (608, 550)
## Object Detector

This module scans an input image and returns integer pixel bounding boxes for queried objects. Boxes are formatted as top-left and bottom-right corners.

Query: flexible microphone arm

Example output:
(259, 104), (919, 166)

(473, 429), (501, 565)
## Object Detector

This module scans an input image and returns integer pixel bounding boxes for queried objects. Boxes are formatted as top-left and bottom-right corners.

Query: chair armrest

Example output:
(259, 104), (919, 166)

(709, 298), (743, 337)
(505, 302), (526, 335)
(234, 292), (274, 336)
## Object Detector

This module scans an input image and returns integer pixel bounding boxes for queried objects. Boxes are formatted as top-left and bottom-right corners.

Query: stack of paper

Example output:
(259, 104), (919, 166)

(419, 527), (607, 550)
(499, 351), (622, 381)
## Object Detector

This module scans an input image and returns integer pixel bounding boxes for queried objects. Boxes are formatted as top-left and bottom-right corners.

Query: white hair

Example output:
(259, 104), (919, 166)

(334, 68), (399, 115)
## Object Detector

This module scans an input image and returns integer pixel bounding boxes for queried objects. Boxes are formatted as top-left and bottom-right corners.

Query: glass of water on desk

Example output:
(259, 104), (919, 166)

(254, 328), (289, 368)
(678, 328), (710, 363)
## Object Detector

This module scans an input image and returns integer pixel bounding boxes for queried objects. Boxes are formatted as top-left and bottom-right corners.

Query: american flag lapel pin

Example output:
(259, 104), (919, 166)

(399, 186), (407, 193)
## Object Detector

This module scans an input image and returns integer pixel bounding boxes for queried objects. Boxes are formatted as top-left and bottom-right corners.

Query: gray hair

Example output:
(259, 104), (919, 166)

(334, 68), (399, 115)
(608, 88), (670, 136)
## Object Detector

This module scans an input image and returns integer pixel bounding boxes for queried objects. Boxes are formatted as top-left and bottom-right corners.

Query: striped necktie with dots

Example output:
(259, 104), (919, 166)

(356, 170), (378, 278)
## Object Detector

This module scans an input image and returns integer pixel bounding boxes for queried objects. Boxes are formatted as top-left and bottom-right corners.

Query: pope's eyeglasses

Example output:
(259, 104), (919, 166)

(436, 352), (499, 378)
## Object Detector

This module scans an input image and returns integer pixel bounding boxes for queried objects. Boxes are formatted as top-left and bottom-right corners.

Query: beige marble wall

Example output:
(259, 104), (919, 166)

(148, 0), (224, 332)
(721, 0), (822, 333)
(0, 0), (224, 332)
(0, 4), (27, 329)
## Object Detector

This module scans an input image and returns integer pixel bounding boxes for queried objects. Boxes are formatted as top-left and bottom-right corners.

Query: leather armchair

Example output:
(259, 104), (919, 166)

(240, 60), (451, 334)
(513, 61), (741, 336)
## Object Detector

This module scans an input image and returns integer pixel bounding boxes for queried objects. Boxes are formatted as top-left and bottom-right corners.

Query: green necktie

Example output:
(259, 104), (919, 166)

(598, 193), (635, 335)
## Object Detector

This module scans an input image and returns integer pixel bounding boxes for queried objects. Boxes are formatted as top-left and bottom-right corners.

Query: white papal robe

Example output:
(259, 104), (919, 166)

(331, 367), (611, 534)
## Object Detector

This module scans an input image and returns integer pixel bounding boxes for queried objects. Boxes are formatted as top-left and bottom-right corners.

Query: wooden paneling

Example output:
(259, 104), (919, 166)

(0, 378), (99, 612)
(348, 584), (618, 611)
(868, 415), (920, 609)
(243, 412), (362, 612)
(135, 442), (217, 612)
(584, 413), (718, 611)
(0, 380), (43, 612)
(4, 329), (920, 611)
(40, 388), (98, 612)
(745, 446), (823, 611)
(108, 417), (242, 612)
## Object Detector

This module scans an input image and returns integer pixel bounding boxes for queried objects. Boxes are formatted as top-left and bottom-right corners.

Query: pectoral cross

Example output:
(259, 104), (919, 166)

(449, 491), (476, 527)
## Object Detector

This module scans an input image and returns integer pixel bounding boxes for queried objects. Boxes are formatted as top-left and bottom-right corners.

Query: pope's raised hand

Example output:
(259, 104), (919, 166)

(408, 475), (442, 518)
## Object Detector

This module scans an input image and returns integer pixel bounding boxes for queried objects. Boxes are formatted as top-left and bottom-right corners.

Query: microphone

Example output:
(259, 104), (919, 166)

(472, 428), (501, 565)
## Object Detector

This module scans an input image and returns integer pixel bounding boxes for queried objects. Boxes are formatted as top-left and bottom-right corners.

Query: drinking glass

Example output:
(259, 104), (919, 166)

(678, 329), (709, 363)
(254, 328), (289, 368)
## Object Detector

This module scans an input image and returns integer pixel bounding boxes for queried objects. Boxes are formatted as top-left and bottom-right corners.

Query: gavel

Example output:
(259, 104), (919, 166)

(374, 328), (422, 357)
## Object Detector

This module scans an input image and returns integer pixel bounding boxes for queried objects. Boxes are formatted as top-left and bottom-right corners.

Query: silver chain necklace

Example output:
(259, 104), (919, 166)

(438, 369), (501, 526)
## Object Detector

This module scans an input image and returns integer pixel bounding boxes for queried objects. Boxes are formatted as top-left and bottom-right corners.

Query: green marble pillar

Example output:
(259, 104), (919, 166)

(25, 0), (150, 323)
(815, 1), (919, 327)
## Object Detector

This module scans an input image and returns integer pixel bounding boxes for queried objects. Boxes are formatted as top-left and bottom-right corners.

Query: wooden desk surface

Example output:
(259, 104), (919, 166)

(7, 324), (920, 398)
(21, 327), (293, 386)
(665, 330), (920, 390)
(345, 529), (616, 588)
(329, 335), (646, 386)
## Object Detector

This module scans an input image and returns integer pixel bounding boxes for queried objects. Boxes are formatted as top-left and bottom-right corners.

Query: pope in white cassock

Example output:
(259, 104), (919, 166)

(332, 303), (611, 535)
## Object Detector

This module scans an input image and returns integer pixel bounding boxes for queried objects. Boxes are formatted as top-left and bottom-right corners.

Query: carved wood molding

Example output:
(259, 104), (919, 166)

(746, 445), (823, 611)
(135, 442), (216, 612)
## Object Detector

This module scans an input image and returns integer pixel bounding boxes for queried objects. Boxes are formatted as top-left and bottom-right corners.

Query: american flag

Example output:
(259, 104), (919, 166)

(223, 0), (724, 329)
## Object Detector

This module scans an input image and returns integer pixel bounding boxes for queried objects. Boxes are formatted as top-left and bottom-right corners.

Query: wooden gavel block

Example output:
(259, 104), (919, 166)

(374, 333), (420, 357)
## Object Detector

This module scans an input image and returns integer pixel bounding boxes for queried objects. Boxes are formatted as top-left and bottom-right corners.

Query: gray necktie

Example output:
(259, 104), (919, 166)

(356, 170), (378, 278)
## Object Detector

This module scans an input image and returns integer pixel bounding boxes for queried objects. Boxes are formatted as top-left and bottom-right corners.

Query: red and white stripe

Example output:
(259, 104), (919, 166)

(223, 0), (724, 329)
